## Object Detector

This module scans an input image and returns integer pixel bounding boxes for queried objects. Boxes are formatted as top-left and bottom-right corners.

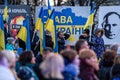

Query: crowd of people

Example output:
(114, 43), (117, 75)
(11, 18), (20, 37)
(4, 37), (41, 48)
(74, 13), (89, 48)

(1, 29), (120, 80)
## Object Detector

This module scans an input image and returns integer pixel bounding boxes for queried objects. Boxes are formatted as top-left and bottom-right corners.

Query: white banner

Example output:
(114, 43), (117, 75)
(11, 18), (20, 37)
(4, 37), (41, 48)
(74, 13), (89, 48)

(99, 6), (120, 45)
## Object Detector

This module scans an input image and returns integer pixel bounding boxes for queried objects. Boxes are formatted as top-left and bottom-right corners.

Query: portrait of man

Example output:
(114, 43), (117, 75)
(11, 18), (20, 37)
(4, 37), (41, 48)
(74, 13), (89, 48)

(102, 12), (120, 39)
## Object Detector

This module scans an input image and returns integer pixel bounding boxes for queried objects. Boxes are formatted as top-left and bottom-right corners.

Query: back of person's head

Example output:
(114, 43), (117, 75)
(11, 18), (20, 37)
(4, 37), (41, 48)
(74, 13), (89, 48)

(60, 49), (77, 63)
(0, 51), (8, 67)
(79, 49), (99, 71)
(19, 51), (34, 65)
(114, 55), (120, 64)
(75, 39), (88, 53)
(1, 50), (16, 68)
(79, 49), (96, 59)
(103, 50), (116, 62)
(0, 51), (15, 80)
(42, 47), (53, 54)
(40, 54), (64, 79)
(110, 44), (119, 53)
(42, 47), (53, 59)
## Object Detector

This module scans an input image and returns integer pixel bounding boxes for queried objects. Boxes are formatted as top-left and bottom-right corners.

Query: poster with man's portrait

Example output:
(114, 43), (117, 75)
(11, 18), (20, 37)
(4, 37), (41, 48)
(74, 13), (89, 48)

(98, 6), (120, 45)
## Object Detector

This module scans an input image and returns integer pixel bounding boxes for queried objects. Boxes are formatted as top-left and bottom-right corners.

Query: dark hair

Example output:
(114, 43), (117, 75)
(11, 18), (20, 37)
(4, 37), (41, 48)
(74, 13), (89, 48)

(19, 51), (34, 65)
(83, 29), (90, 35)
(103, 50), (116, 62)
(95, 29), (104, 36)
(60, 49), (77, 63)
(42, 47), (53, 54)
(75, 39), (87, 53)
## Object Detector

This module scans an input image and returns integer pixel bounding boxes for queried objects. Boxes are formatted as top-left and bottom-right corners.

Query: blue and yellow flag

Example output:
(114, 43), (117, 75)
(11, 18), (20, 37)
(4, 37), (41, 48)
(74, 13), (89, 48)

(48, 0), (51, 16)
(17, 16), (31, 50)
(3, 0), (8, 21)
(35, 7), (45, 53)
(84, 2), (95, 29)
(0, 15), (5, 50)
(46, 9), (58, 53)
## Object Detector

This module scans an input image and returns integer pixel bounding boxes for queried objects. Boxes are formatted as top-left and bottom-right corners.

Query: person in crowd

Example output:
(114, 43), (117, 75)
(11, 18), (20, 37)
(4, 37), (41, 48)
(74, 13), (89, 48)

(4, 21), (11, 43)
(78, 49), (99, 80)
(92, 28), (105, 59)
(35, 47), (53, 79)
(16, 51), (39, 80)
(75, 39), (89, 54)
(40, 54), (64, 80)
(6, 37), (16, 50)
(45, 30), (54, 49)
(30, 26), (40, 56)
(79, 29), (90, 42)
(0, 51), (15, 80)
(1, 50), (20, 80)
(98, 50), (116, 80)
(79, 29), (94, 48)
(110, 55), (120, 79)
(110, 44), (120, 54)
(60, 49), (80, 80)
(58, 31), (66, 52)
(36, 47), (53, 64)
(58, 31), (70, 52)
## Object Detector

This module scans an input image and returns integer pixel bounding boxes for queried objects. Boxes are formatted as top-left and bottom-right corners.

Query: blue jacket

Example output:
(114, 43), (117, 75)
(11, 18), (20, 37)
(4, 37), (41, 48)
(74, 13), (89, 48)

(6, 43), (15, 50)
(92, 35), (105, 58)
(63, 63), (80, 80)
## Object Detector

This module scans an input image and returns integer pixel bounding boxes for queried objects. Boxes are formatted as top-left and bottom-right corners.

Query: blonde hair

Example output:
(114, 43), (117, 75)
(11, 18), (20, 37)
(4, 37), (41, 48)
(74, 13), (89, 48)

(79, 49), (96, 59)
(40, 54), (64, 79)
(1, 50), (16, 67)
(114, 55), (120, 64)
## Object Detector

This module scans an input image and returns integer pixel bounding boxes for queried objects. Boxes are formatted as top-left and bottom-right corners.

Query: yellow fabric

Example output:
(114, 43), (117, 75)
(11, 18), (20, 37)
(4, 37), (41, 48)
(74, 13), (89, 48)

(0, 28), (5, 50)
(17, 26), (27, 42)
(84, 13), (94, 29)
(3, 6), (8, 21)
(46, 19), (56, 48)
(68, 35), (77, 43)
(35, 18), (41, 30)
(38, 18), (44, 53)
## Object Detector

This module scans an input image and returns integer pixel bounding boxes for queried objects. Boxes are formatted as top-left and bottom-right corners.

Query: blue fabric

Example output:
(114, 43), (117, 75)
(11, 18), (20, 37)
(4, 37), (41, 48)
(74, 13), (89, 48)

(113, 77), (120, 80)
(92, 35), (105, 58)
(5, 43), (15, 50)
(63, 63), (79, 80)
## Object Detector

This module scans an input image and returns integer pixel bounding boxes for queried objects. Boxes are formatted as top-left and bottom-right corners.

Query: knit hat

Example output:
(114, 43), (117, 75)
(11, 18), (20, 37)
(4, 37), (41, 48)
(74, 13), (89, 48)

(7, 37), (15, 43)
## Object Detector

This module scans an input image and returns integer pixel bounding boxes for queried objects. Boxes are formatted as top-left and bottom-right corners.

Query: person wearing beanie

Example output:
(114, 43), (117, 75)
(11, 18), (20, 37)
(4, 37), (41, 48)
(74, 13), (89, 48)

(6, 37), (15, 50)
(92, 28), (105, 59)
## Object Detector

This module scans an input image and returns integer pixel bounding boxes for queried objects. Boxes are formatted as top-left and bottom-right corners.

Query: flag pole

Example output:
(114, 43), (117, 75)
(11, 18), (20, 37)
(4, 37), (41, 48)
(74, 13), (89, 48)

(89, 25), (92, 42)
(31, 30), (36, 42)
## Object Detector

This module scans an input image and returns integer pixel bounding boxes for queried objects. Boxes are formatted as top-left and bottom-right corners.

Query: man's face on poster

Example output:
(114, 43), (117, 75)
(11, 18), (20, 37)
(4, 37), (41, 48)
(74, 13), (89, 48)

(103, 13), (120, 39)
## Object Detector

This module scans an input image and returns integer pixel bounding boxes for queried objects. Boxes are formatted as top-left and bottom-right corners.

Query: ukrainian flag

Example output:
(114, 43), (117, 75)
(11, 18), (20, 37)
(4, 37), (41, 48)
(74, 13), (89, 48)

(84, 2), (94, 29)
(46, 9), (58, 53)
(3, 0), (8, 21)
(35, 7), (45, 53)
(0, 15), (5, 50)
(17, 16), (31, 50)
(48, 0), (51, 16)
